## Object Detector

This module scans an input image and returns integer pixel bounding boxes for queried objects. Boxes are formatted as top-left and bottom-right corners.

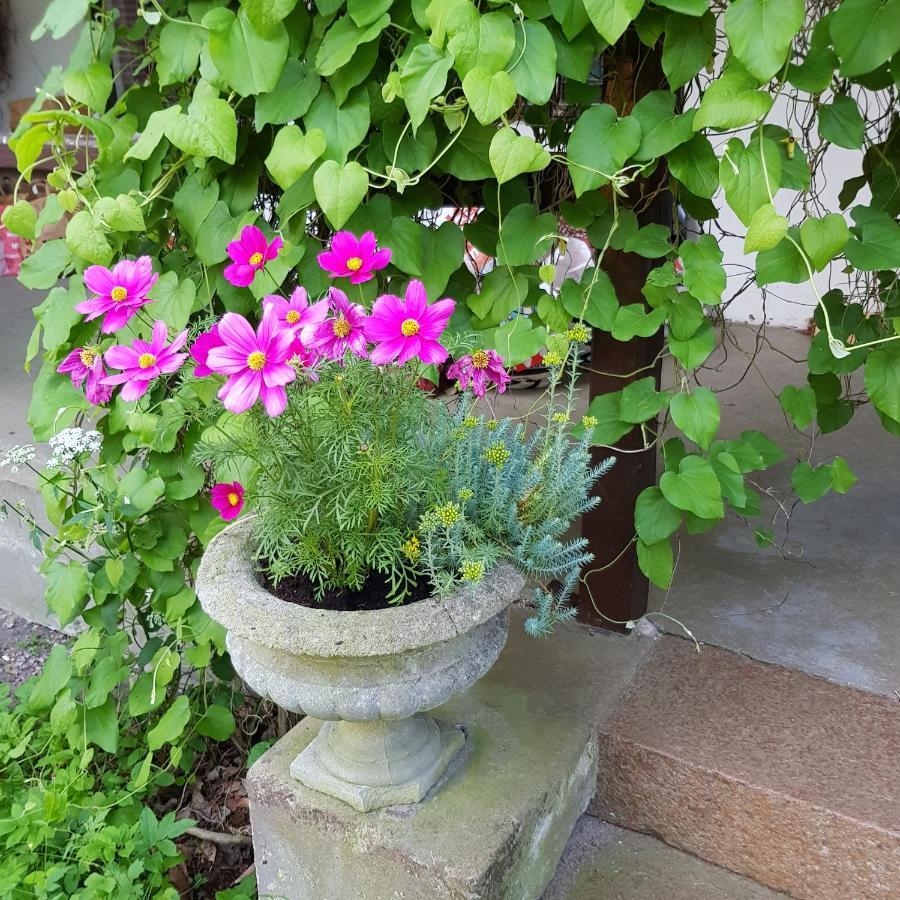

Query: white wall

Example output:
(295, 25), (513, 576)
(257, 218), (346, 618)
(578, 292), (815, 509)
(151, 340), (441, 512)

(1, 0), (78, 133)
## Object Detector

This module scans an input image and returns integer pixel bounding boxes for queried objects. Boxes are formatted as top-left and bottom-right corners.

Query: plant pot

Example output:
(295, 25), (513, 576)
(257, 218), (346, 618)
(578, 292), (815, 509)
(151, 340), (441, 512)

(196, 521), (525, 812)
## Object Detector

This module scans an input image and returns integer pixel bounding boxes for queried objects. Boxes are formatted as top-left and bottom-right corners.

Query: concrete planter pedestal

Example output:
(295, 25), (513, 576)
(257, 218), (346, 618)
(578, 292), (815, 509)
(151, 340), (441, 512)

(196, 521), (524, 812)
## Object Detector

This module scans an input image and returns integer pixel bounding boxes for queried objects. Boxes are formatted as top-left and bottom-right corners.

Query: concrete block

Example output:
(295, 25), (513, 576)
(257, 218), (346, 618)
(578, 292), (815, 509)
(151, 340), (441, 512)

(247, 609), (651, 900)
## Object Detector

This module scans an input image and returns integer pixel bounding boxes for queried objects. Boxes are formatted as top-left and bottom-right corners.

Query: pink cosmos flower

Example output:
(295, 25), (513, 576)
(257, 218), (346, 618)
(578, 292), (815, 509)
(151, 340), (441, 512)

(211, 481), (245, 521)
(76, 256), (158, 333)
(317, 231), (391, 284)
(102, 320), (189, 402)
(224, 225), (283, 287)
(263, 287), (329, 352)
(307, 288), (368, 361)
(205, 305), (296, 417)
(57, 346), (113, 405)
(447, 349), (511, 397)
(364, 280), (455, 366)
(190, 324), (225, 377)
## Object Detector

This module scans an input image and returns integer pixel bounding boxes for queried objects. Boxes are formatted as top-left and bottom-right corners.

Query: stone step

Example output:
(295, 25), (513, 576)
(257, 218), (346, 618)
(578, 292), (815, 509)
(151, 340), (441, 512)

(543, 816), (786, 899)
(591, 635), (900, 900)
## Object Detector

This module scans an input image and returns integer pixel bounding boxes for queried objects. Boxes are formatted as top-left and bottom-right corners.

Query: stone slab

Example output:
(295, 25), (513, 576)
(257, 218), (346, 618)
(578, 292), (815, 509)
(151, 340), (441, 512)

(247, 608), (653, 900)
(543, 815), (786, 899)
(593, 635), (900, 899)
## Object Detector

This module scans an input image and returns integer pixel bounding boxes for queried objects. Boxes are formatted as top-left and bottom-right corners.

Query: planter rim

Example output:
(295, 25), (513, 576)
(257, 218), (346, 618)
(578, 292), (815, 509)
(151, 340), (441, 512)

(196, 519), (525, 658)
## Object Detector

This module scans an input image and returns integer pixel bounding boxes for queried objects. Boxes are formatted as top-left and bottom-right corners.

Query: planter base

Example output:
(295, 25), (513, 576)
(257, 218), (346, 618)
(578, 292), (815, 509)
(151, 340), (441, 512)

(290, 715), (466, 812)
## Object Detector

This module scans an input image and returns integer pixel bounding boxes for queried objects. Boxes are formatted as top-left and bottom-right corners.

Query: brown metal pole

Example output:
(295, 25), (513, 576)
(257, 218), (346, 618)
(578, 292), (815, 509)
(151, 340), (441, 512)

(577, 36), (671, 630)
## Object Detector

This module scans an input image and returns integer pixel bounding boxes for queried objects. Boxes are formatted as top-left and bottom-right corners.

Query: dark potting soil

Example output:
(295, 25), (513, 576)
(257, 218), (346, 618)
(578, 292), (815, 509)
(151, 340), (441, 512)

(262, 567), (433, 611)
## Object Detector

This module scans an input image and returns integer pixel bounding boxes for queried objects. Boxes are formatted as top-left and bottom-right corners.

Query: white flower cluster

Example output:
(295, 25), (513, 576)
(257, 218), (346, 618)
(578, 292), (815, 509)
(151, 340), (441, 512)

(0, 444), (36, 474)
(47, 428), (103, 468)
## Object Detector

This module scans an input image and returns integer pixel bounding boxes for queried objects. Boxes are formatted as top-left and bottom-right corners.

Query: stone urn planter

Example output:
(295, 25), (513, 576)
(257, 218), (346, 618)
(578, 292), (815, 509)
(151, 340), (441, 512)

(196, 520), (525, 812)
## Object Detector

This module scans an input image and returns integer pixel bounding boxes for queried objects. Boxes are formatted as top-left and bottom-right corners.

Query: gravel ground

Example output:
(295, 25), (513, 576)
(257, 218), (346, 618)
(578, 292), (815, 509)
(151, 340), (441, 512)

(0, 610), (67, 689)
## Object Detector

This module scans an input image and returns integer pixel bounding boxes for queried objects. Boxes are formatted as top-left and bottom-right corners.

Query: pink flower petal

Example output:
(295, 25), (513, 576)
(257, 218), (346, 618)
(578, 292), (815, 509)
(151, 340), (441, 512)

(259, 384), (288, 417)
(218, 313), (259, 355)
(83, 265), (116, 297)
(219, 369), (262, 414)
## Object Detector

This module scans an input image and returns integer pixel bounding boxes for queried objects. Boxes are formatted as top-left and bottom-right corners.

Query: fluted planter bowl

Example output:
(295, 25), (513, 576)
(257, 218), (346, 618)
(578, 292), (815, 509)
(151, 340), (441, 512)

(196, 521), (525, 812)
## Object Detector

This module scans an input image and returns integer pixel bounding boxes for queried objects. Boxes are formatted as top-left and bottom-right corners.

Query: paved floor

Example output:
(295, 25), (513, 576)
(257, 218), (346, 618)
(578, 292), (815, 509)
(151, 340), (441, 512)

(2, 275), (898, 694)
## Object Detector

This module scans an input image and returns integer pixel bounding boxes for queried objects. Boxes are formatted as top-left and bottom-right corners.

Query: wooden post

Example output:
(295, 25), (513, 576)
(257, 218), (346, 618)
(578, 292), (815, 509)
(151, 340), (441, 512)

(577, 36), (671, 630)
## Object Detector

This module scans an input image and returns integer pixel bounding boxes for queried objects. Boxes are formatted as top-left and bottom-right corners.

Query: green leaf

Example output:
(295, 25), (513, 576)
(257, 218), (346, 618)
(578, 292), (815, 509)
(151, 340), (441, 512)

(560, 269), (618, 331)
(744, 203), (789, 253)
(829, 0), (900, 78)
(799, 214), (849, 271)
(173, 174), (219, 241)
(719, 136), (782, 226)
(660, 455), (724, 519)
(489, 127), (551, 184)
(491, 318), (547, 366)
(662, 11), (715, 90)
(844, 216), (900, 271)
(611, 304), (667, 340)
(670, 387), (719, 449)
(118, 468), (166, 518)
(64, 61), (113, 111)
(508, 20), (557, 105)
(66, 211), (113, 266)
(679, 235), (725, 305)
(581, 393), (632, 446)
(634, 486), (683, 544)
(27, 645), (73, 710)
(34, 280), (84, 353)
(724, 0), (804, 82)
(151, 273), (198, 332)
(497, 205), (557, 266)
(462, 67), (517, 125)
(124, 107), (180, 162)
(619, 377), (670, 424)
(567, 104), (641, 196)
(255, 59), (321, 130)
(147, 695), (191, 752)
(94, 194), (145, 232)
(791, 462), (832, 503)
(157, 21), (206, 86)
(653, 0), (707, 13)
(265, 126), (326, 189)
(197, 704), (237, 740)
(85, 699), (119, 754)
(755, 227), (808, 284)
(637, 538), (674, 589)
(447, 7), (515, 78)
(668, 134), (719, 199)
(583, 0), (645, 44)
(304, 85), (370, 164)
(45, 561), (91, 627)
(32, 0), (89, 39)
(401, 44), (455, 133)
(205, 7), (289, 95)
(693, 73), (773, 131)
(240, 0), (301, 35)
(1, 201), (37, 239)
(818, 96), (865, 149)
(631, 90), (696, 161)
(623, 224), (671, 258)
(865, 345), (900, 422)
(830, 456), (858, 494)
(779, 385), (817, 429)
(164, 84), (238, 164)
(314, 160), (369, 229)
(316, 13), (390, 77)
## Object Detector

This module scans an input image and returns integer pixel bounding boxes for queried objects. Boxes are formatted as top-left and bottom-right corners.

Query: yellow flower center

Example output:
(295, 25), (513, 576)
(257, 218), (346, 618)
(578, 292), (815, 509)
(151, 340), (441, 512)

(138, 353), (156, 369)
(333, 315), (351, 338)
(285, 309), (301, 324)
(249, 252), (264, 266)
(79, 348), (97, 367)
(226, 491), (240, 507)
(400, 318), (420, 337)
(472, 350), (489, 369)
(247, 351), (267, 371)
(110, 286), (128, 302)
(346, 256), (363, 272)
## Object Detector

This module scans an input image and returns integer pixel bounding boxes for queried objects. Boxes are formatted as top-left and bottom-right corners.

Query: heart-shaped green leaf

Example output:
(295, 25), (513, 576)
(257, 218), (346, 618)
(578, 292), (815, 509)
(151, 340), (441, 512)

(462, 67), (517, 125)
(489, 127), (551, 184)
(744, 203), (789, 253)
(313, 160), (369, 229)
(799, 214), (849, 271)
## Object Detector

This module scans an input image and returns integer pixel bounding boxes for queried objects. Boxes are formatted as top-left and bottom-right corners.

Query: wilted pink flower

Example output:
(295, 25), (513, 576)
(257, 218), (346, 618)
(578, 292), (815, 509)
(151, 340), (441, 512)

(102, 320), (189, 402)
(76, 256), (158, 333)
(57, 346), (113, 405)
(447, 349), (511, 397)
(205, 306), (296, 417)
(190, 324), (225, 377)
(263, 287), (329, 352)
(365, 280), (455, 366)
(317, 231), (391, 284)
(307, 288), (368, 361)
(224, 225), (283, 287)
(211, 481), (244, 521)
